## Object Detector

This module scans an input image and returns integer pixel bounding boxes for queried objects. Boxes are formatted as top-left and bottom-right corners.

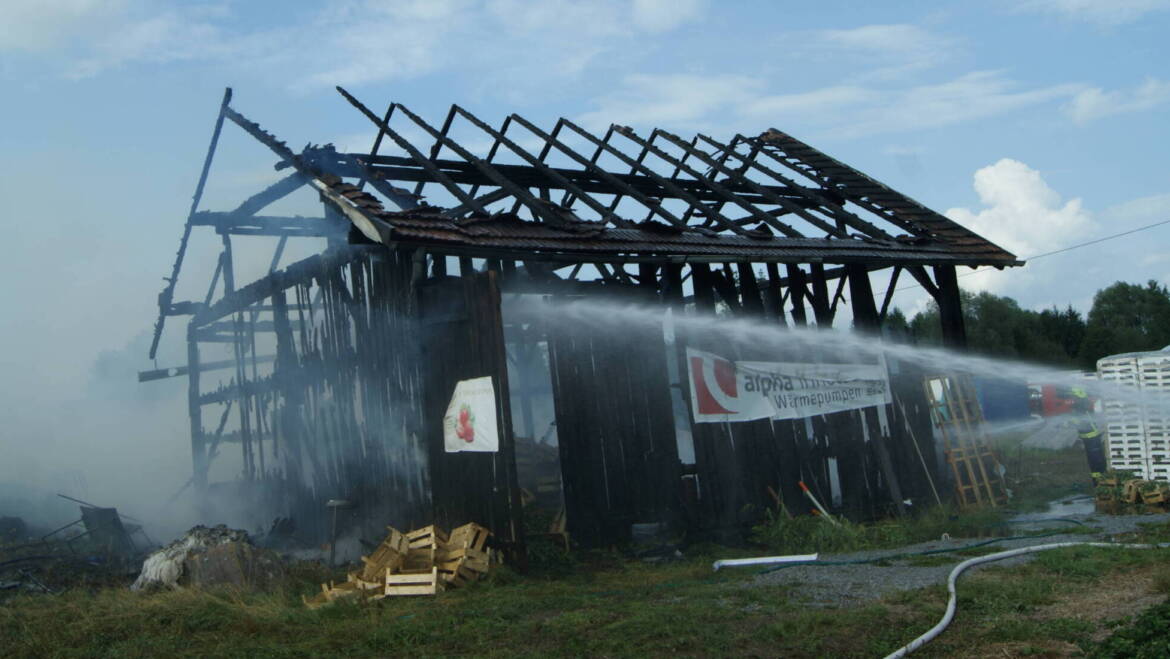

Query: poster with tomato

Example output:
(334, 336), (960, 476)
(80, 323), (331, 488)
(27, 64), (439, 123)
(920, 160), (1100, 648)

(443, 376), (499, 453)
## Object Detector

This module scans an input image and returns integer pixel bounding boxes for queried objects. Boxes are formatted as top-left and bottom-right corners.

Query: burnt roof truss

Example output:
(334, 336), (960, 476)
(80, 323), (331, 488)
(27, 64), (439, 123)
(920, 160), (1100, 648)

(149, 87), (1021, 357)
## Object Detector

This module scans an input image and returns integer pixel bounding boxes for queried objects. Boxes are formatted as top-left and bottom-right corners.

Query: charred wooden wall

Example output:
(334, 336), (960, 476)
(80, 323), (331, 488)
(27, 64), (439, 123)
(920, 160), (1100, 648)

(418, 271), (526, 556)
(260, 249), (430, 542)
(545, 293), (681, 546)
(191, 250), (952, 551)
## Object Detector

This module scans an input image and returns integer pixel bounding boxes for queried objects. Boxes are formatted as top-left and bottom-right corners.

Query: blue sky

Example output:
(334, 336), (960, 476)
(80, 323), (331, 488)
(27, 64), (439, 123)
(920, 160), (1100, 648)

(1, 0), (1168, 516)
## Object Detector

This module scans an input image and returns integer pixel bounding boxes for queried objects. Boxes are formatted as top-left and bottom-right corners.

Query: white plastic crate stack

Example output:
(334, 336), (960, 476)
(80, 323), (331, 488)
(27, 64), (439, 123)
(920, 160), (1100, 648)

(1098, 348), (1170, 480)
(1140, 350), (1170, 481)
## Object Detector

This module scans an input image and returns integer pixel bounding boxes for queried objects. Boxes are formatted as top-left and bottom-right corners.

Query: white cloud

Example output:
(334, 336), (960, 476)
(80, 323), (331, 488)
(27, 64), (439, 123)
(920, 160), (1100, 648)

(833, 71), (1082, 138)
(631, 0), (705, 33)
(1064, 78), (1170, 123)
(70, 8), (232, 79)
(584, 70), (1082, 139)
(293, 1), (472, 90)
(799, 23), (960, 80)
(9, 0), (708, 89)
(742, 86), (875, 118)
(577, 73), (763, 131)
(817, 23), (952, 55)
(1019, 0), (1170, 25)
(1102, 192), (1170, 223)
(945, 159), (1095, 293)
(0, 0), (126, 52)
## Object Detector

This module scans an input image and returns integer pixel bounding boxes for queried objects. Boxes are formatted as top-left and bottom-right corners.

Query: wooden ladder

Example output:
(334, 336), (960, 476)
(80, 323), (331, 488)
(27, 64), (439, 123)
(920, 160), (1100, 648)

(923, 374), (1009, 508)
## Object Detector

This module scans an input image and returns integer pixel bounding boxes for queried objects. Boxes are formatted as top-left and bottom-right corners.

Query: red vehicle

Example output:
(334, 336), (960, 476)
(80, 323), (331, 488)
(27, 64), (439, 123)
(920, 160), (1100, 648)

(1028, 383), (1097, 417)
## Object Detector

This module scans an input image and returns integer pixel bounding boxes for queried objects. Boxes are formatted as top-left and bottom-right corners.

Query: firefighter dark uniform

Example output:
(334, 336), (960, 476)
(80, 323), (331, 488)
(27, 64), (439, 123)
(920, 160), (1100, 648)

(1071, 388), (1106, 474)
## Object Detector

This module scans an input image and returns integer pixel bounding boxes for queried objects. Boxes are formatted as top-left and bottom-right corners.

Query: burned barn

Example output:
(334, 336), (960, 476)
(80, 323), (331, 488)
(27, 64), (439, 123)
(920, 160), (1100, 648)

(144, 88), (1020, 556)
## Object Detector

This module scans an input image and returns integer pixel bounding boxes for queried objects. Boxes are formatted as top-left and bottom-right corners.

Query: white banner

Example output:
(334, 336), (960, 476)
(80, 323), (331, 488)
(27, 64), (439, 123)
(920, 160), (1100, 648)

(443, 376), (499, 453)
(687, 348), (892, 423)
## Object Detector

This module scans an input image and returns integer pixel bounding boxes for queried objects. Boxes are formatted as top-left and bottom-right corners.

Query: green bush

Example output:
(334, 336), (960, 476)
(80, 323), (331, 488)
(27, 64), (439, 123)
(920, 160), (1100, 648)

(1094, 597), (1170, 658)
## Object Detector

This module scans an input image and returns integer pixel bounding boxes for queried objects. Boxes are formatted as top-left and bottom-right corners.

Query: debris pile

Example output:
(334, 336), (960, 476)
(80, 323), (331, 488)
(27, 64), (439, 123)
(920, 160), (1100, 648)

(1094, 471), (1170, 513)
(132, 525), (283, 591)
(305, 522), (491, 608)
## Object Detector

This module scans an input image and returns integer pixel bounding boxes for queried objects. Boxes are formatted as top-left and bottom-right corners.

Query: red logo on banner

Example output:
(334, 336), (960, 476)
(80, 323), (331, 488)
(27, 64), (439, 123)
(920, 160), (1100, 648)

(690, 353), (738, 414)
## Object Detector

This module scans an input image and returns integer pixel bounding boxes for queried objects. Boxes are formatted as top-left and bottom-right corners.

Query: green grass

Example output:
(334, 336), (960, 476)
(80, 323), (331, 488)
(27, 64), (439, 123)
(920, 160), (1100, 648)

(749, 502), (1060, 557)
(1094, 597), (1170, 658)
(2, 444), (1157, 657)
(0, 557), (931, 658)
(996, 437), (1094, 512)
(7, 531), (1170, 658)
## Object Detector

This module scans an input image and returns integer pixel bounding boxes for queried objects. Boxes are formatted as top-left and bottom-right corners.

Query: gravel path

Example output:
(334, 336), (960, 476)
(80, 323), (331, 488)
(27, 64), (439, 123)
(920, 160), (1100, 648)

(747, 502), (1170, 607)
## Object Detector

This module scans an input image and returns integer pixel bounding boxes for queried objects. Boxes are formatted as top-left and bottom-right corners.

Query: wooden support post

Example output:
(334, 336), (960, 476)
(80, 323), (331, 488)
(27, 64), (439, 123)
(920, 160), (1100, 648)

(846, 264), (905, 514)
(736, 263), (765, 316)
(663, 263), (684, 309)
(786, 264), (808, 327)
(933, 265), (967, 349)
(187, 323), (207, 492)
(691, 264), (716, 313)
(808, 264), (833, 327)
(764, 262), (784, 324)
(638, 263), (659, 301)
(845, 264), (879, 332)
(516, 329), (537, 440)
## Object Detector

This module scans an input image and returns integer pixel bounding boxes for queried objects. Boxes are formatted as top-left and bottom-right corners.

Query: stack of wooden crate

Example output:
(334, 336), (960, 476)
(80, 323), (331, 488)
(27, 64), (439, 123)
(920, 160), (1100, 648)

(304, 522), (492, 608)
(1093, 470), (1170, 513)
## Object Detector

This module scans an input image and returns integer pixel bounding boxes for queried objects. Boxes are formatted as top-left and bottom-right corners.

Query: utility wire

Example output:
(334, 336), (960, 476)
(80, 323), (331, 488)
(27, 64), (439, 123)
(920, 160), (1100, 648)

(883, 217), (1170, 297)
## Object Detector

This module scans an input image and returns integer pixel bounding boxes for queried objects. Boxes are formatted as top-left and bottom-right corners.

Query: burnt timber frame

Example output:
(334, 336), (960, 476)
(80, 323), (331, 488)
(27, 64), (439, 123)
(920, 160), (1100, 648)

(146, 87), (1019, 549)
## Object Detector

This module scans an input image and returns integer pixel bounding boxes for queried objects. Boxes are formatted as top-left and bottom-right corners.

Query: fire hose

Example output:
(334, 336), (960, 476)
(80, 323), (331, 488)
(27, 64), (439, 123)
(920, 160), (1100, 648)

(882, 541), (1170, 658)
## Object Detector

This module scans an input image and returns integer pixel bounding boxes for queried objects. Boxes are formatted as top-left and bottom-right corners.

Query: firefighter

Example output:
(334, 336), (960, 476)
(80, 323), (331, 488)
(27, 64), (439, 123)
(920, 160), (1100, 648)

(1069, 387), (1106, 474)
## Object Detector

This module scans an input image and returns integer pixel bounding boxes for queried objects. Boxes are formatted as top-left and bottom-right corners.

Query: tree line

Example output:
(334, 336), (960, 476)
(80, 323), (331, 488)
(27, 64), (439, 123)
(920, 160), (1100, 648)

(884, 280), (1170, 370)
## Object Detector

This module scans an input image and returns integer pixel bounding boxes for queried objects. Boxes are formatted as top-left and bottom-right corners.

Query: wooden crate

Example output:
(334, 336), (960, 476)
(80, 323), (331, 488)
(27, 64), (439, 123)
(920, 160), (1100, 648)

(439, 547), (489, 572)
(1123, 480), (1148, 504)
(1141, 483), (1170, 505)
(446, 522), (490, 554)
(384, 567), (444, 597)
(359, 527), (410, 582)
(438, 562), (482, 587)
(303, 579), (365, 608)
(407, 525), (449, 549)
(404, 525), (449, 571)
(302, 591), (330, 610)
(346, 571), (386, 592)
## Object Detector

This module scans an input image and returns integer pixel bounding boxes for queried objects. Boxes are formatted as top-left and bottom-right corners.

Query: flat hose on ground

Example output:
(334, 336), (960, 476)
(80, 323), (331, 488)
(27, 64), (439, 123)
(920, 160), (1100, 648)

(883, 541), (1170, 658)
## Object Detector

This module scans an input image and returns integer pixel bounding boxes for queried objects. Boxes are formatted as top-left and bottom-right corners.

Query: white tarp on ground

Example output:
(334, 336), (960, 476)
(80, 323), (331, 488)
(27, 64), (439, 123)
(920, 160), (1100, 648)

(687, 348), (892, 423)
(131, 525), (249, 591)
(443, 376), (499, 453)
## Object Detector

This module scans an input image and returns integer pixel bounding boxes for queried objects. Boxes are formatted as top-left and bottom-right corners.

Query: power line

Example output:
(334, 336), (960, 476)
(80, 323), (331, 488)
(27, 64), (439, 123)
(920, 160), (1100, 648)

(886, 217), (1170, 296)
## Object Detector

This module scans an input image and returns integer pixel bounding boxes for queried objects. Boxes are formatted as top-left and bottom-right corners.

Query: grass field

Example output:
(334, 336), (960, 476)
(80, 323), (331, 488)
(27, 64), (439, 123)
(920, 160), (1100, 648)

(3, 442), (1168, 657)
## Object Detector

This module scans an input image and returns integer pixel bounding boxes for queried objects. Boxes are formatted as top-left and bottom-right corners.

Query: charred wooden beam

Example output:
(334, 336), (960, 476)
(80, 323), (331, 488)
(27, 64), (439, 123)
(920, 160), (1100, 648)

(453, 105), (626, 226)
(736, 262), (765, 316)
(230, 172), (308, 217)
(359, 145), (810, 207)
(846, 264), (880, 331)
(934, 265), (967, 349)
(336, 88), (488, 214)
(198, 376), (277, 406)
(655, 129), (846, 239)
(191, 211), (347, 237)
(764, 262), (784, 323)
(703, 133), (894, 241)
(808, 264), (833, 326)
(151, 88), (232, 360)
(878, 266), (902, 322)
(193, 246), (375, 328)
(139, 354), (276, 382)
(187, 324), (206, 491)
(786, 264), (809, 327)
